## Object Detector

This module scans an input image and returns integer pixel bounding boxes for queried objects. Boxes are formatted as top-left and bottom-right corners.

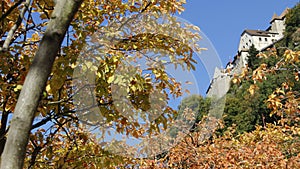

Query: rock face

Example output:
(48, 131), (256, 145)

(206, 8), (289, 99)
(206, 68), (232, 99)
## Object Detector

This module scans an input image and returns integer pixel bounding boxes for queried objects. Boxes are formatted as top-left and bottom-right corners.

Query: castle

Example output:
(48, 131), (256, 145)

(206, 8), (289, 99)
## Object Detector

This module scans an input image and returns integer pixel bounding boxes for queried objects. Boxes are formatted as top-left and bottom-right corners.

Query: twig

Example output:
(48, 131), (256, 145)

(22, 3), (33, 46)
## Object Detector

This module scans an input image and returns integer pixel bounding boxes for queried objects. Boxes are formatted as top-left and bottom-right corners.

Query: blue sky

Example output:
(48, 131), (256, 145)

(175, 0), (299, 96)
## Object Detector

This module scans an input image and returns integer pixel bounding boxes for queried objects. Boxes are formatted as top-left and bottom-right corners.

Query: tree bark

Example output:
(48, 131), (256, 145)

(0, 1), (82, 168)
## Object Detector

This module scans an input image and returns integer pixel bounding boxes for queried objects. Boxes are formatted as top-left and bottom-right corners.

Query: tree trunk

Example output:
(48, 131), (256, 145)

(0, 1), (82, 168)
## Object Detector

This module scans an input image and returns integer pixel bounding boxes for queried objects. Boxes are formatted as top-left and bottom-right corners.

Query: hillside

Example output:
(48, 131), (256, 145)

(152, 4), (300, 168)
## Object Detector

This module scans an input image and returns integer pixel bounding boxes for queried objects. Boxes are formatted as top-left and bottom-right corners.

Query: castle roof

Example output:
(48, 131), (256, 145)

(241, 29), (276, 37)
(270, 7), (289, 23)
(280, 7), (289, 18)
(271, 13), (279, 22)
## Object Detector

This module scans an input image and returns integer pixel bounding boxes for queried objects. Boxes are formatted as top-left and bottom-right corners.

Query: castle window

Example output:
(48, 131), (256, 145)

(243, 46), (245, 48)
(249, 39), (251, 43)
(265, 38), (268, 41)
(259, 37), (262, 41)
(246, 43), (248, 46)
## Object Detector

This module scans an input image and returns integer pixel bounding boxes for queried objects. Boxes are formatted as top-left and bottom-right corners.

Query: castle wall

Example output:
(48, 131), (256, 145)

(253, 36), (273, 50)
(238, 33), (254, 51)
(270, 19), (286, 36)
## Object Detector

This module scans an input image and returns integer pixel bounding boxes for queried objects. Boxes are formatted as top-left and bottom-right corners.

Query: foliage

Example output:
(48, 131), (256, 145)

(224, 44), (300, 134)
(24, 123), (132, 169)
(282, 3), (300, 49)
(286, 3), (300, 33)
(165, 94), (211, 139)
(140, 123), (300, 169)
(177, 95), (211, 124)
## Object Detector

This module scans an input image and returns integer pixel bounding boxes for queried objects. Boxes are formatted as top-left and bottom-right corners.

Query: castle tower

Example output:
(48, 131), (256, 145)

(269, 8), (289, 36)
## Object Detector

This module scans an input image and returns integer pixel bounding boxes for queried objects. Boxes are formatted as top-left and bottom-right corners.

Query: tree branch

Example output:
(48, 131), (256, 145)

(0, 0), (31, 52)
(0, 0), (24, 22)
(31, 116), (52, 130)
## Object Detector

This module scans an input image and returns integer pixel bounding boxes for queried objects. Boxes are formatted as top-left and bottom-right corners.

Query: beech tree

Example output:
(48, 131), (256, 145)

(0, 1), (83, 168)
(0, 0), (201, 168)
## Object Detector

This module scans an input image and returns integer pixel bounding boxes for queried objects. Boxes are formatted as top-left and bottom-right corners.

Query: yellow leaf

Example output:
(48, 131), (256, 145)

(248, 84), (258, 95)
(185, 81), (193, 85)
(107, 76), (114, 83)
(46, 84), (51, 92)
(5, 106), (11, 112)
(31, 32), (40, 41)
(132, 130), (139, 138)
(97, 72), (102, 78)
(232, 78), (240, 84)
(193, 25), (200, 31)
(40, 13), (47, 20)
(131, 85), (137, 92)
(14, 85), (23, 92)
(185, 89), (190, 95)
(71, 63), (77, 68)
